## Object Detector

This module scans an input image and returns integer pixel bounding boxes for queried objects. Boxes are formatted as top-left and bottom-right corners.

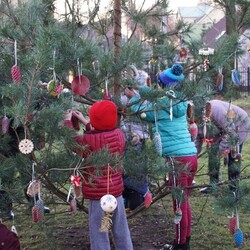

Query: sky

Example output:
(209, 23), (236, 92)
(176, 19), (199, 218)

(55, 0), (201, 17)
(168, 0), (200, 11)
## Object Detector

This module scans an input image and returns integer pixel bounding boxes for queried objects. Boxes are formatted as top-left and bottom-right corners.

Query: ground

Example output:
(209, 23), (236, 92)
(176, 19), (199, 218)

(51, 200), (174, 250)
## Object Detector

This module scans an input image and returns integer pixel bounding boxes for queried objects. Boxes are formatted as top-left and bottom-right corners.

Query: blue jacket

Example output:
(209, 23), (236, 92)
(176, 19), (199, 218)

(129, 86), (197, 157)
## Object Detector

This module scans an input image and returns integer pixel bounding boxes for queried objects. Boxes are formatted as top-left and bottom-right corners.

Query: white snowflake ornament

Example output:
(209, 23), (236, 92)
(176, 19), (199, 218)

(100, 194), (117, 213)
(19, 139), (34, 154)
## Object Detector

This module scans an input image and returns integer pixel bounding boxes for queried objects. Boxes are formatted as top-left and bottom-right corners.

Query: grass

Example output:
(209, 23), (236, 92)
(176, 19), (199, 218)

(3, 96), (250, 249)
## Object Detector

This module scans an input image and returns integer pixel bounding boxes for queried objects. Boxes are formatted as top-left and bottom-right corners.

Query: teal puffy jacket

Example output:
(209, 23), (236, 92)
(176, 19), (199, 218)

(129, 86), (197, 157)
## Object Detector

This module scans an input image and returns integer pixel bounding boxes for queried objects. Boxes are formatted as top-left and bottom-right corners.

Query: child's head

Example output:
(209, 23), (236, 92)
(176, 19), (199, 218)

(158, 64), (184, 88)
(89, 100), (117, 130)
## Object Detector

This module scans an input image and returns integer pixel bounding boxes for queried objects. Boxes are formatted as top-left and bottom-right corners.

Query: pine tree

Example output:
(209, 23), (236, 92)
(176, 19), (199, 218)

(0, 0), (249, 223)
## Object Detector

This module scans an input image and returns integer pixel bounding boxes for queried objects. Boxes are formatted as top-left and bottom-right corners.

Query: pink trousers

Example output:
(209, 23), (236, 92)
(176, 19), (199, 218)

(168, 155), (198, 245)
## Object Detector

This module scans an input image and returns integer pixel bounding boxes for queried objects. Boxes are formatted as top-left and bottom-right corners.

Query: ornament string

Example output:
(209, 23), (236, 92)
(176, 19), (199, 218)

(105, 76), (108, 94)
(233, 192), (240, 230)
(166, 90), (176, 120)
(14, 40), (17, 66)
(32, 162), (37, 206)
(154, 103), (159, 133)
(77, 58), (82, 85)
(52, 49), (56, 82)
(107, 164), (110, 194)
(170, 157), (181, 244)
(153, 103), (162, 155)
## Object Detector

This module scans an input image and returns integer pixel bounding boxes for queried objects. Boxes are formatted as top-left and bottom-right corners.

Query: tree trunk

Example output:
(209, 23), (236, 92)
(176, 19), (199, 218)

(113, 0), (121, 97)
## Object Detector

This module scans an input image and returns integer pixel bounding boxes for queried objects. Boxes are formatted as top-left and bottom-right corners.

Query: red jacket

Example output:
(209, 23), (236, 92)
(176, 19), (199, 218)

(74, 128), (125, 200)
(0, 223), (20, 250)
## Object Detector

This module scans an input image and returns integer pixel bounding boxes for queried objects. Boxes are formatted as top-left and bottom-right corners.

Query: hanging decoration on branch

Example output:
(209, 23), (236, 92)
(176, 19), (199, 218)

(30, 163), (45, 223)
(216, 67), (224, 92)
(103, 76), (111, 100)
(71, 58), (90, 95)
(189, 120), (198, 141)
(227, 192), (244, 248)
(99, 164), (117, 232)
(231, 69), (241, 86)
(18, 127), (34, 154)
(1, 115), (10, 135)
(47, 50), (64, 97)
(179, 47), (188, 59)
(153, 103), (162, 156)
(11, 40), (21, 83)
(203, 58), (210, 72)
(67, 159), (84, 214)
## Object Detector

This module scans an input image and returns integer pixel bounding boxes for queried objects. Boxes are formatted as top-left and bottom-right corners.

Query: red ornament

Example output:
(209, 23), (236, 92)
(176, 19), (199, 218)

(71, 75), (90, 95)
(229, 216), (237, 235)
(203, 59), (210, 72)
(27, 114), (33, 120)
(189, 120), (198, 141)
(2, 115), (10, 135)
(32, 204), (44, 223)
(179, 47), (187, 58)
(70, 175), (81, 187)
(103, 89), (111, 100)
(11, 65), (21, 83)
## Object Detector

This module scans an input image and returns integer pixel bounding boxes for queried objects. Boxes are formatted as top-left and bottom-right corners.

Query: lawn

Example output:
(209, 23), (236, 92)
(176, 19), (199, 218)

(2, 96), (250, 250)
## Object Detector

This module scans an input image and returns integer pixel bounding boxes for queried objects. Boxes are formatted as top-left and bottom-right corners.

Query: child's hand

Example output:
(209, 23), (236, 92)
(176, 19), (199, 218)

(124, 87), (136, 99)
(72, 110), (90, 125)
(64, 109), (73, 121)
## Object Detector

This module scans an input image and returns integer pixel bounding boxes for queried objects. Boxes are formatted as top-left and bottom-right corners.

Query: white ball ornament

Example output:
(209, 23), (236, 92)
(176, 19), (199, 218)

(140, 112), (146, 119)
(100, 194), (117, 213)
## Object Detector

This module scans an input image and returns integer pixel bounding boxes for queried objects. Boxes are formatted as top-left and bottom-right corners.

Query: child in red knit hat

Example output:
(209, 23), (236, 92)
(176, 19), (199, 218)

(64, 100), (133, 250)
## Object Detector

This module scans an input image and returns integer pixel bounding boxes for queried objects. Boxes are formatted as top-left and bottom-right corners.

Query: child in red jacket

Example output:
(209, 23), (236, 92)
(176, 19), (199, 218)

(64, 100), (133, 250)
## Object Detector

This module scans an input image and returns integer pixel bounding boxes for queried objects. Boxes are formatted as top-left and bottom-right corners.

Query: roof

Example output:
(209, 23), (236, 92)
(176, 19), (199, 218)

(178, 4), (213, 19)
(202, 16), (226, 48)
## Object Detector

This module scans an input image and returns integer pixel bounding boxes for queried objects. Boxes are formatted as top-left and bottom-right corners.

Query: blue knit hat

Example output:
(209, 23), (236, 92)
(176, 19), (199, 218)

(158, 64), (184, 87)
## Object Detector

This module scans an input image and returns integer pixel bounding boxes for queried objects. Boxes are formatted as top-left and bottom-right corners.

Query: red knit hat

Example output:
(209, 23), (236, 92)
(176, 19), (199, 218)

(89, 100), (117, 130)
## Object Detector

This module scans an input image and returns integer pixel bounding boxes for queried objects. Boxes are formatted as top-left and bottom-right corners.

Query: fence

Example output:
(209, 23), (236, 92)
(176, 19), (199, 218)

(239, 67), (250, 96)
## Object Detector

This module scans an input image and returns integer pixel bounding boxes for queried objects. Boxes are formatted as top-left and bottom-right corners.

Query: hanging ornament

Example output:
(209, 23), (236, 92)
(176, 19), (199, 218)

(99, 194), (117, 232)
(189, 120), (198, 141)
(229, 216), (237, 235)
(26, 180), (40, 197)
(146, 76), (151, 87)
(234, 229), (244, 248)
(231, 69), (241, 86)
(153, 132), (162, 156)
(99, 165), (117, 232)
(179, 47), (188, 58)
(71, 58), (90, 95)
(47, 50), (64, 97)
(226, 109), (236, 119)
(71, 75), (90, 95)
(47, 80), (64, 97)
(216, 68), (224, 92)
(203, 58), (210, 72)
(11, 40), (21, 83)
(69, 174), (82, 198)
(92, 60), (100, 76)
(103, 77), (111, 100)
(2, 115), (10, 135)
(70, 197), (77, 214)
(11, 225), (18, 235)
(140, 112), (147, 119)
(100, 194), (117, 213)
(174, 207), (182, 224)
(19, 139), (34, 154)
(10, 212), (17, 235)
(153, 103), (162, 156)
(11, 65), (21, 83)
(166, 90), (176, 121)
(30, 163), (44, 223)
